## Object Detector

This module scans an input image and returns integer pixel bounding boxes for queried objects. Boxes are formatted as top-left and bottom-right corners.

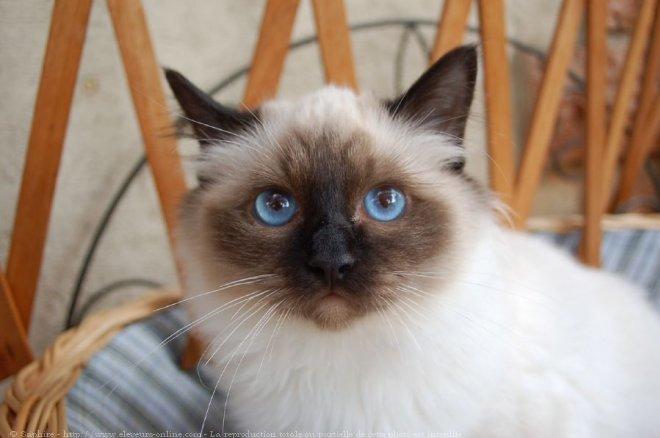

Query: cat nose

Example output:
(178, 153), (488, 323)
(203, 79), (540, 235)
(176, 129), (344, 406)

(307, 252), (356, 286)
(307, 216), (357, 286)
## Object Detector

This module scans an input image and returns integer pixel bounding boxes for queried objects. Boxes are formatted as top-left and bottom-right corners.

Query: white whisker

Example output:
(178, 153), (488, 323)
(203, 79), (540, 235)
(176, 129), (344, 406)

(204, 290), (279, 366)
(257, 299), (291, 377)
(155, 273), (276, 312)
(221, 301), (283, 432)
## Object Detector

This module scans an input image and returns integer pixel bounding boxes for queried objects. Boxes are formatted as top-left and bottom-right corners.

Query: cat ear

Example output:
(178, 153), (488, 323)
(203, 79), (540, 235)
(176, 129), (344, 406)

(386, 45), (477, 144)
(164, 69), (258, 147)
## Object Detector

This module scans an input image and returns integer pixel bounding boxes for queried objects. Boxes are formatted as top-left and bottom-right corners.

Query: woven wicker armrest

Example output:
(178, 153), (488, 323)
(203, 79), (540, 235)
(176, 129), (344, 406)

(0, 291), (180, 437)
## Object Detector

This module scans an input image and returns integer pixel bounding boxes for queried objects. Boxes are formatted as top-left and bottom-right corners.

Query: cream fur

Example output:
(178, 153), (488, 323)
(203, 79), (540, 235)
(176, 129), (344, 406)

(178, 87), (660, 437)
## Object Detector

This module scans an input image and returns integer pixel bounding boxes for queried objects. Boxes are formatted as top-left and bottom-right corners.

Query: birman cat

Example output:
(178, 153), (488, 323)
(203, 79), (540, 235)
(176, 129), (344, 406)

(166, 46), (660, 437)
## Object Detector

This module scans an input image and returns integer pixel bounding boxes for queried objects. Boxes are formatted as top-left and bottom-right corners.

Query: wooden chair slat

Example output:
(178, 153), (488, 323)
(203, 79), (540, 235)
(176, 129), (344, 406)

(616, 95), (660, 206)
(312, 0), (357, 89)
(0, 266), (32, 381)
(243, 0), (300, 108)
(513, 0), (585, 227)
(601, 0), (656, 210)
(430, 0), (472, 63)
(6, 0), (93, 328)
(615, 3), (660, 208)
(107, 0), (187, 253)
(581, 0), (607, 266)
(478, 0), (515, 204)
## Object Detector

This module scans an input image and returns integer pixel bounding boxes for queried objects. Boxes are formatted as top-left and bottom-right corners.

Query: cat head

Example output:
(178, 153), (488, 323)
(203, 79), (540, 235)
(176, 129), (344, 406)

(167, 46), (488, 330)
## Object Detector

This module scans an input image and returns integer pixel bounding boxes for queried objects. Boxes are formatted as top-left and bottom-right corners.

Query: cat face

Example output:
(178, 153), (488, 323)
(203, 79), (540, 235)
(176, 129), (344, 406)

(168, 46), (484, 329)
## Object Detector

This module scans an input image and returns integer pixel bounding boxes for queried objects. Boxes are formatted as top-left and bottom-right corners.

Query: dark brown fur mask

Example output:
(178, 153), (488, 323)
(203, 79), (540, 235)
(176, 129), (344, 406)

(167, 46), (486, 329)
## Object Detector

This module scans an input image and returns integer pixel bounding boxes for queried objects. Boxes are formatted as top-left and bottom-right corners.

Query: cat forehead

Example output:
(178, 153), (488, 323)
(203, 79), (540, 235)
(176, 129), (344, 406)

(259, 86), (372, 131)
(199, 86), (463, 188)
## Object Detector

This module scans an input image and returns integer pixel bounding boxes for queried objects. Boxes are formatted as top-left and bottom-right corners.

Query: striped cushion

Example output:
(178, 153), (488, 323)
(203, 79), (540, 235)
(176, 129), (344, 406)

(67, 308), (226, 433)
(67, 230), (660, 434)
(535, 230), (659, 304)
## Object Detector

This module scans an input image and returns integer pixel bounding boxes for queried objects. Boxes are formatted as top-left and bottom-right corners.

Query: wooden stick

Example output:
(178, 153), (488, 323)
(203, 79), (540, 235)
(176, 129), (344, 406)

(615, 3), (660, 207)
(430, 0), (472, 63)
(312, 0), (357, 89)
(580, 0), (606, 266)
(0, 266), (32, 380)
(615, 95), (660, 205)
(6, 0), (93, 327)
(478, 0), (515, 204)
(513, 0), (585, 227)
(243, 0), (300, 107)
(601, 0), (656, 210)
(109, 0), (194, 370)
(107, 0), (187, 252)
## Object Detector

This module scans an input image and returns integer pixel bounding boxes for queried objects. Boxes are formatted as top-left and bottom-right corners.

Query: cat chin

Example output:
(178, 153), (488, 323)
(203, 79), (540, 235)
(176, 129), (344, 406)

(305, 292), (364, 330)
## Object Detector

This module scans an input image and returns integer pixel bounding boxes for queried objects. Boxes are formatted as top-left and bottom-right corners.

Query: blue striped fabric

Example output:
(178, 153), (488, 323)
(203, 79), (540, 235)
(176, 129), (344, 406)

(535, 230), (660, 305)
(67, 308), (227, 434)
(67, 230), (660, 434)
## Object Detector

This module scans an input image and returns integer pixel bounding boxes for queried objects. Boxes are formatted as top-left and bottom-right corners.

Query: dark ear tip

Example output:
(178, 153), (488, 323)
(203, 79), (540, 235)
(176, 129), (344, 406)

(460, 44), (478, 68)
(425, 45), (478, 91)
(457, 44), (478, 56)
(163, 68), (185, 87)
(436, 45), (478, 88)
(436, 45), (478, 69)
(446, 44), (477, 57)
(163, 68), (206, 105)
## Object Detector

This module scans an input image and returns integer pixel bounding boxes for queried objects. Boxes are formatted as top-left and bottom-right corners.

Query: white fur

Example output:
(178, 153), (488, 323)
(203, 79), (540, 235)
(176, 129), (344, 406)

(179, 87), (660, 437)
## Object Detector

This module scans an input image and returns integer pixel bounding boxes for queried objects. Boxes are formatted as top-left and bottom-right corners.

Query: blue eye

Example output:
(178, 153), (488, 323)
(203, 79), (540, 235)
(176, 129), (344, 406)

(363, 187), (406, 222)
(254, 190), (297, 226)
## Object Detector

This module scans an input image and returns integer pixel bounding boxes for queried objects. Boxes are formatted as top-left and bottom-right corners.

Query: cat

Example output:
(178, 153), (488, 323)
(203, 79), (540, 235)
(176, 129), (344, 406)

(165, 46), (660, 436)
